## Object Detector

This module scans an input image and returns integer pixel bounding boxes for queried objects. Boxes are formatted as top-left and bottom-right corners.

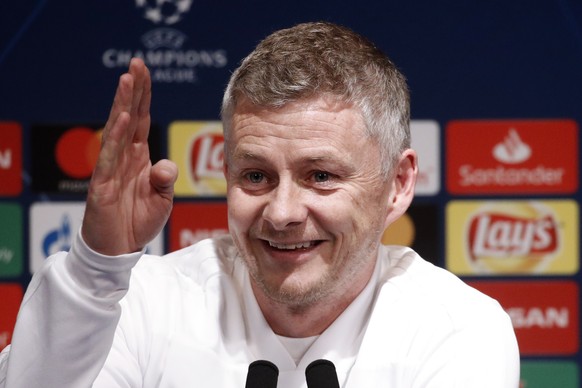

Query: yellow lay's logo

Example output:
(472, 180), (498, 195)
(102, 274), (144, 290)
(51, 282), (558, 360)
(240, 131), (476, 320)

(446, 200), (579, 275)
(169, 121), (226, 196)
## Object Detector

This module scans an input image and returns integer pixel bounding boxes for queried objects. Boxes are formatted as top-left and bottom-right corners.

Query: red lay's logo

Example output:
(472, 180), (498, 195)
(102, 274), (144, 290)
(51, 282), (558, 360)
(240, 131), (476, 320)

(170, 121), (226, 196)
(469, 211), (558, 259)
(446, 200), (578, 276)
(446, 120), (578, 194)
(190, 133), (224, 182)
(466, 202), (560, 273)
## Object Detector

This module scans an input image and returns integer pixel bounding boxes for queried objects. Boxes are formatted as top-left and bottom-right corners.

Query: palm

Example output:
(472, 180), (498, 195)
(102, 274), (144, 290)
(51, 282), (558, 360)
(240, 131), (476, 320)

(82, 59), (177, 255)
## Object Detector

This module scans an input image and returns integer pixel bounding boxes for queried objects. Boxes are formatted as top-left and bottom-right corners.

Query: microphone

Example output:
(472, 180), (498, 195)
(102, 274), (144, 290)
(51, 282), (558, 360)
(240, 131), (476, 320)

(305, 359), (340, 388)
(245, 360), (279, 388)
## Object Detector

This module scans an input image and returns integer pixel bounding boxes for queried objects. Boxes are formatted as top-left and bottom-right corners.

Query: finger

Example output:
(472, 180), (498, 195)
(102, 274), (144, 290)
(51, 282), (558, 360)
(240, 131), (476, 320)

(150, 159), (178, 195)
(127, 58), (150, 144)
(135, 63), (152, 144)
(101, 72), (134, 148)
(93, 111), (131, 182)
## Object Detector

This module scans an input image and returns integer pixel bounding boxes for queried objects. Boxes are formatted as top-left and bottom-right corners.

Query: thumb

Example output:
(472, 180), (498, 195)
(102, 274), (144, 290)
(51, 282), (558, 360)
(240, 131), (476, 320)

(151, 159), (178, 194)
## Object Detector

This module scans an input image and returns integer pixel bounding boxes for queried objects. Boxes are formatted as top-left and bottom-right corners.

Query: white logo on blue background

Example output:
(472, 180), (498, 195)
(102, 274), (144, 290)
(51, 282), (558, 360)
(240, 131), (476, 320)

(135, 0), (193, 25)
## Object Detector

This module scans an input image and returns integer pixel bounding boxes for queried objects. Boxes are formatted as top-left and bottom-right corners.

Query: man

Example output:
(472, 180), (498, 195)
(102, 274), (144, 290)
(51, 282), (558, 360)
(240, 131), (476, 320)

(0, 22), (519, 387)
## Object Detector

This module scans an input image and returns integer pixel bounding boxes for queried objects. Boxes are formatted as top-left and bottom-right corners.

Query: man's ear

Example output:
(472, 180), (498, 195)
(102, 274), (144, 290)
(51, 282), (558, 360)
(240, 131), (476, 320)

(384, 149), (418, 229)
(223, 160), (228, 178)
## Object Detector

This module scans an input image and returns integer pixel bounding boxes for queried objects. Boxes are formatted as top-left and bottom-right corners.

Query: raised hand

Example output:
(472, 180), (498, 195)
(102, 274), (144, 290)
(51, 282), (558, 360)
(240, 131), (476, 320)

(81, 58), (178, 256)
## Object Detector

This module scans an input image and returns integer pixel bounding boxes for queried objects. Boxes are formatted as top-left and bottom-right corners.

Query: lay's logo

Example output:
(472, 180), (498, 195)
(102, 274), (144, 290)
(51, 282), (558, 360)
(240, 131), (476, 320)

(447, 200), (578, 275)
(468, 210), (558, 259)
(170, 121), (226, 196)
(190, 133), (224, 181)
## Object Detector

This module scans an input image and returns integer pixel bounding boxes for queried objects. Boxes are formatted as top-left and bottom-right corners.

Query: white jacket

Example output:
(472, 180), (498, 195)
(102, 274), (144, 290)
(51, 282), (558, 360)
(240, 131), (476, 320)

(0, 232), (519, 387)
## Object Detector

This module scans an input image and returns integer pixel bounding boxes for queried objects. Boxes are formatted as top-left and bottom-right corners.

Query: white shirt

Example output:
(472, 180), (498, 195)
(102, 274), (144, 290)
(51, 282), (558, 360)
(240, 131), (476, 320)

(0, 232), (520, 387)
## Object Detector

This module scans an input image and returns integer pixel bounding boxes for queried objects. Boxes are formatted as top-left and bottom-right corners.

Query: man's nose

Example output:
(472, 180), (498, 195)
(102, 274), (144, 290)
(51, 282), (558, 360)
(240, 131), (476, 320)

(262, 178), (308, 231)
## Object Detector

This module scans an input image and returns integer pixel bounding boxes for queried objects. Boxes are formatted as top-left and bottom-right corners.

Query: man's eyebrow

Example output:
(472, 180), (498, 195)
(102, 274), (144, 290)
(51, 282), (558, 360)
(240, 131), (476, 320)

(304, 155), (335, 163)
(231, 150), (267, 162)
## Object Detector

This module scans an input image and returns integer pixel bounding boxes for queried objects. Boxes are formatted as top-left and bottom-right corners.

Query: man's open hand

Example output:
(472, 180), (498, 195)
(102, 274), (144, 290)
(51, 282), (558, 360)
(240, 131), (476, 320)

(81, 58), (178, 256)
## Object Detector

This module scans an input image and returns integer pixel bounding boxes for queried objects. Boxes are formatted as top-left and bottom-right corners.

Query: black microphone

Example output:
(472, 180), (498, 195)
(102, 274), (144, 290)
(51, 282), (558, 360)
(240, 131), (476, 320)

(245, 360), (279, 388)
(305, 359), (340, 388)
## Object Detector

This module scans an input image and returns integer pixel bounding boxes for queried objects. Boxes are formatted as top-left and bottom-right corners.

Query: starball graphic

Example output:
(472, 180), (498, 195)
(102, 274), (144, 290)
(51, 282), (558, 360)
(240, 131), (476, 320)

(101, 0), (228, 83)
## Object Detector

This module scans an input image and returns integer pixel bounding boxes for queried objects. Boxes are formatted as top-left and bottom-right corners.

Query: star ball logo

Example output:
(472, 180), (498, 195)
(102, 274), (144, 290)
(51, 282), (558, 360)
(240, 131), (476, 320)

(135, 0), (193, 25)
(101, 0), (228, 83)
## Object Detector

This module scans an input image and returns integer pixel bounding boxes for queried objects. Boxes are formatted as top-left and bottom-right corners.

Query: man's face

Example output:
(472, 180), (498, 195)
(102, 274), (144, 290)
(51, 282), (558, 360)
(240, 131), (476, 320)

(225, 97), (395, 307)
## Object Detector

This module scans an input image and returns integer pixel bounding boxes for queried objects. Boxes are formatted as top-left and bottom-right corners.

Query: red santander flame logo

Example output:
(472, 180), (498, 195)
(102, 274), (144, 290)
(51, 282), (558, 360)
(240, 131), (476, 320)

(469, 213), (558, 260)
(189, 133), (224, 182)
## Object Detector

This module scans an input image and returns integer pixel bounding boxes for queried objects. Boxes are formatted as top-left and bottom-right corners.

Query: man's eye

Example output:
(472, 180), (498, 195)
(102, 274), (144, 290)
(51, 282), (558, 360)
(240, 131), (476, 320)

(246, 172), (264, 183)
(313, 171), (330, 183)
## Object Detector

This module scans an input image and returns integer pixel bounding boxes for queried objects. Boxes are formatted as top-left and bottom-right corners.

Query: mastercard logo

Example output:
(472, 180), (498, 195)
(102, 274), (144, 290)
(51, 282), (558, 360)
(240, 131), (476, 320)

(55, 127), (102, 178)
(382, 213), (415, 246)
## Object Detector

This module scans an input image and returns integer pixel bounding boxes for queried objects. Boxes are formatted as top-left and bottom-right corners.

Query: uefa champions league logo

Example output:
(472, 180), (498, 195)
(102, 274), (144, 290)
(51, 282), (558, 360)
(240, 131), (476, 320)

(101, 0), (227, 83)
(135, 0), (193, 25)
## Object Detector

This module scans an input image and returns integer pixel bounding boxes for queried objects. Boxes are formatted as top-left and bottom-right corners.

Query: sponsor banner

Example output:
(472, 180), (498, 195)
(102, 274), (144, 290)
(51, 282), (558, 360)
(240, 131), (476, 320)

(520, 361), (579, 388)
(0, 283), (22, 351)
(0, 122), (23, 196)
(29, 202), (164, 273)
(0, 203), (23, 277)
(382, 203), (439, 266)
(469, 281), (579, 356)
(169, 121), (226, 197)
(446, 200), (578, 275)
(30, 124), (161, 193)
(410, 120), (440, 196)
(170, 202), (437, 260)
(446, 119), (578, 194)
(168, 119), (438, 197)
(169, 202), (228, 251)
(101, 1), (228, 84)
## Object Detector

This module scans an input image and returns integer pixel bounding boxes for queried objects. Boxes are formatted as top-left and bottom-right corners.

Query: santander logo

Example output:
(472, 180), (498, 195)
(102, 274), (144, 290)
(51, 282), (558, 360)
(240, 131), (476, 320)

(492, 128), (531, 164)
(446, 119), (578, 195)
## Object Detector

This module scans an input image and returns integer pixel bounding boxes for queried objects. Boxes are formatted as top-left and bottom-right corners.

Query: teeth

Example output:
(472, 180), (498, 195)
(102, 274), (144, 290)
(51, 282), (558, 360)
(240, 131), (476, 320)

(268, 241), (314, 250)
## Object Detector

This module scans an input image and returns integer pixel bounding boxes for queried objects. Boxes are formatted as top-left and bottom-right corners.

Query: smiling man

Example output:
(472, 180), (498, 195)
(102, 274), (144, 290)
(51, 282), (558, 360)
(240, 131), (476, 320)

(0, 22), (519, 387)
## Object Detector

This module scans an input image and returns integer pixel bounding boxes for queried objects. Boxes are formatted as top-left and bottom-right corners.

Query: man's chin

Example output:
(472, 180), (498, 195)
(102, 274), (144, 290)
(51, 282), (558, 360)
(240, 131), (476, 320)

(253, 273), (332, 308)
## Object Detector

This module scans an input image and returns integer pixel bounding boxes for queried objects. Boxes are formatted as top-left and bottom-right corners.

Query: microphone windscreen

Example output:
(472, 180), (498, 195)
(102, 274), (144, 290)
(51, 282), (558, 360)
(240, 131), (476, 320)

(245, 360), (279, 388)
(305, 359), (340, 388)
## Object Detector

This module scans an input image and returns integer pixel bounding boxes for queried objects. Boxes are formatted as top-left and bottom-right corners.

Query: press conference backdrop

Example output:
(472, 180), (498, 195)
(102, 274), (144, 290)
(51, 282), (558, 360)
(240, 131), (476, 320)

(1, 1), (581, 386)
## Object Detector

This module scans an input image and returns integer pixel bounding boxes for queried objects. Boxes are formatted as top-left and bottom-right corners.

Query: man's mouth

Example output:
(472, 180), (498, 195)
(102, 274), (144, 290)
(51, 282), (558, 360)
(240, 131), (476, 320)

(267, 240), (320, 250)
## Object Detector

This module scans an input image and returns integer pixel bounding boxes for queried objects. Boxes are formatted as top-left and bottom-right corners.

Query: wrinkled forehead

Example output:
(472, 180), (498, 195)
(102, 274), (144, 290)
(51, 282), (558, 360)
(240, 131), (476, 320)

(225, 100), (377, 174)
(225, 94), (363, 134)
(223, 96), (368, 159)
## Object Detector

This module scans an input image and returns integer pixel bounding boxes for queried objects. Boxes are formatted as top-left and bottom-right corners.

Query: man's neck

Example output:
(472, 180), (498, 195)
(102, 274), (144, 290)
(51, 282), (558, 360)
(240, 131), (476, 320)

(251, 262), (376, 338)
